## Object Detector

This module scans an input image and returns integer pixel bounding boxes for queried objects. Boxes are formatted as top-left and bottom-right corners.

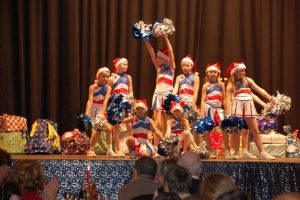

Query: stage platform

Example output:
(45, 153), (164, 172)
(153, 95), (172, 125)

(11, 155), (300, 200)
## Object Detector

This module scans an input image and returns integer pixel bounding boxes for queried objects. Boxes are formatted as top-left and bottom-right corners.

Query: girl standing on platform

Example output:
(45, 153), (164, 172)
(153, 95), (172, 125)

(173, 55), (200, 109)
(144, 34), (175, 136)
(124, 99), (164, 158)
(200, 63), (231, 159)
(108, 57), (133, 156)
(85, 67), (117, 157)
(225, 62), (275, 160)
(166, 101), (197, 152)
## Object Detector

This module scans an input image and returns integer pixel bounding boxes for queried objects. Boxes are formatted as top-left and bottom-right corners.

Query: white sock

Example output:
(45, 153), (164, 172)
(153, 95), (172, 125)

(242, 148), (248, 152)
(107, 144), (112, 151)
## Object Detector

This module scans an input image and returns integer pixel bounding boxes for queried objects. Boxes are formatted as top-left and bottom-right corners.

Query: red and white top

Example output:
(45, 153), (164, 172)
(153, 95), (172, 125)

(178, 73), (195, 103)
(91, 84), (108, 118)
(112, 73), (129, 95)
(154, 64), (174, 95)
(171, 118), (184, 135)
(234, 79), (252, 101)
(132, 116), (151, 144)
(206, 82), (223, 108)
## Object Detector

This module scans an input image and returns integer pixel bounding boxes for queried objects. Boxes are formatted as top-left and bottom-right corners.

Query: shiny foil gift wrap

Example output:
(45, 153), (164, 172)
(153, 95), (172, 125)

(257, 116), (278, 133)
(132, 21), (153, 41)
(60, 130), (90, 155)
(210, 131), (223, 151)
(248, 142), (287, 158)
(153, 17), (175, 37)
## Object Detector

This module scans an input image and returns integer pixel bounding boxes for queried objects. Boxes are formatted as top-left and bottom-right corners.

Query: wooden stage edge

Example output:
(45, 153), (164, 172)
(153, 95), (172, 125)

(11, 155), (300, 163)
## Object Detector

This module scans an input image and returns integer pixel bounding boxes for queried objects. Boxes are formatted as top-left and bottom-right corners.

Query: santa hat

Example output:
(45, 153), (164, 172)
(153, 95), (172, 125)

(181, 55), (197, 73)
(170, 101), (184, 113)
(95, 66), (110, 79)
(134, 99), (148, 110)
(206, 63), (221, 73)
(157, 48), (169, 61)
(113, 57), (128, 73)
(225, 62), (246, 77)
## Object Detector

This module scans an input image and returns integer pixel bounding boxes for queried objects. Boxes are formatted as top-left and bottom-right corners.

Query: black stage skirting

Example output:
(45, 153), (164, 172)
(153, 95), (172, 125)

(11, 156), (300, 200)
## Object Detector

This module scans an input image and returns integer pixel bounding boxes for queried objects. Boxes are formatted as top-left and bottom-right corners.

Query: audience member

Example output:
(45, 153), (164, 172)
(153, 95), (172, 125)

(11, 160), (58, 200)
(118, 156), (161, 200)
(216, 189), (251, 200)
(177, 151), (202, 194)
(199, 172), (238, 200)
(272, 192), (300, 200)
(164, 165), (192, 199)
(154, 158), (178, 198)
(0, 148), (21, 200)
(155, 192), (181, 200)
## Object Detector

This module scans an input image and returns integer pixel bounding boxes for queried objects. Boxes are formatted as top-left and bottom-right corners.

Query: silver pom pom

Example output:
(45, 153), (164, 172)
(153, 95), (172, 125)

(91, 114), (107, 132)
(263, 91), (291, 118)
(153, 18), (175, 37)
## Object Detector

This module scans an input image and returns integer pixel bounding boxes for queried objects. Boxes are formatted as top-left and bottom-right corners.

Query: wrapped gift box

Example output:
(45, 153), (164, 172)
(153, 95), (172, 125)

(261, 131), (286, 144)
(249, 142), (286, 158)
(0, 132), (28, 154)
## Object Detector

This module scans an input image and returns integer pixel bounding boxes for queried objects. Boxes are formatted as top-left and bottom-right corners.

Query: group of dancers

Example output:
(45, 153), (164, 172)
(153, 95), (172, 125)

(85, 33), (275, 160)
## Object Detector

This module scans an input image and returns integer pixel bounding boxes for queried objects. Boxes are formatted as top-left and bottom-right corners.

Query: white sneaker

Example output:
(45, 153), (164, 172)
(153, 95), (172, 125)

(259, 152), (275, 160)
(87, 150), (97, 157)
(224, 150), (232, 159)
(241, 151), (257, 159)
(232, 152), (239, 160)
(106, 150), (118, 158)
(116, 150), (126, 157)
(209, 153), (216, 159)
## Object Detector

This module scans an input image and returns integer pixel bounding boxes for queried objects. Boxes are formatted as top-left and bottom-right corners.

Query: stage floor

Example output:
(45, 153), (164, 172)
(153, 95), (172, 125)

(11, 154), (300, 162)
(11, 155), (300, 200)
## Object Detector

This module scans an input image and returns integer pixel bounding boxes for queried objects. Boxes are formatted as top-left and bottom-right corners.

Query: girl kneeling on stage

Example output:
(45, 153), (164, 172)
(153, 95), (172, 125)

(166, 101), (197, 152)
(124, 99), (164, 158)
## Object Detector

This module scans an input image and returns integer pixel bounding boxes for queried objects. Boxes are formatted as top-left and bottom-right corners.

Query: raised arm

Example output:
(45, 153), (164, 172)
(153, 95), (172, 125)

(248, 77), (272, 101)
(172, 75), (180, 95)
(163, 35), (175, 71)
(145, 41), (160, 71)
(85, 85), (94, 118)
(225, 83), (234, 116)
(99, 86), (112, 115)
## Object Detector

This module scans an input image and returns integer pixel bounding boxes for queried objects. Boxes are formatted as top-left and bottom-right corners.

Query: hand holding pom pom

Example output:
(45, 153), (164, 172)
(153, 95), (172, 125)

(153, 18), (175, 37)
(91, 114), (107, 132)
(263, 91), (291, 119)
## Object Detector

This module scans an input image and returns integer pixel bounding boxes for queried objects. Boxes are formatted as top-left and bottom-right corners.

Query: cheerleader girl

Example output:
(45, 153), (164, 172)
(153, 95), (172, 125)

(123, 99), (164, 158)
(108, 57), (133, 156)
(225, 62), (275, 160)
(166, 101), (197, 152)
(200, 63), (231, 159)
(85, 67), (117, 157)
(144, 34), (175, 136)
(173, 55), (200, 109)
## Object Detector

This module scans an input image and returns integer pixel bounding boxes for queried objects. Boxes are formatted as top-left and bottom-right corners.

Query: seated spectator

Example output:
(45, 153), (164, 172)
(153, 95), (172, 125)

(272, 192), (300, 200)
(118, 156), (161, 200)
(155, 192), (181, 200)
(11, 160), (58, 200)
(0, 148), (21, 200)
(154, 158), (178, 198)
(216, 189), (251, 200)
(164, 165), (192, 199)
(199, 172), (238, 200)
(177, 151), (202, 194)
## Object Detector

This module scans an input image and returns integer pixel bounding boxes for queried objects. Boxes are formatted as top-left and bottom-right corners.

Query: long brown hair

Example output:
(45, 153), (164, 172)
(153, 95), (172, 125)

(227, 73), (247, 93)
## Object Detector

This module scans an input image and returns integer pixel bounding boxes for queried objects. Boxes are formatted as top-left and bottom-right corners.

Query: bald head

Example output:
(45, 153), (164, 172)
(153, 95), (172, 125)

(177, 151), (202, 177)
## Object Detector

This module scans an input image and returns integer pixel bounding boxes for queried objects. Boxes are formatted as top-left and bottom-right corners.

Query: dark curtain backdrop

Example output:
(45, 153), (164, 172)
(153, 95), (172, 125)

(0, 0), (299, 133)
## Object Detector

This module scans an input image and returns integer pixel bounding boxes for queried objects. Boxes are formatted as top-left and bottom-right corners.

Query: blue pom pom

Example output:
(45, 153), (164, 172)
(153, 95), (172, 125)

(162, 94), (181, 115)
(76, 114), (92, 137)
(221, 116), (248, 134)
(193, 117), (214, 134)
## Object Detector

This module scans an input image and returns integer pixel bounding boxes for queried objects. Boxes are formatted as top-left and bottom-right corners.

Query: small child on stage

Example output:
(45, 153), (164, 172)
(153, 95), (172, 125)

(173, 55), (200, 109)
(166, 101), (197, 152)
(144, 34), (175, 136)
(85, 67), (117, 157)
(124, 99), (164, 158)
(108, 57), (133, 156)
(200, 63), (231, 159)
(225, 62), (275, 160)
